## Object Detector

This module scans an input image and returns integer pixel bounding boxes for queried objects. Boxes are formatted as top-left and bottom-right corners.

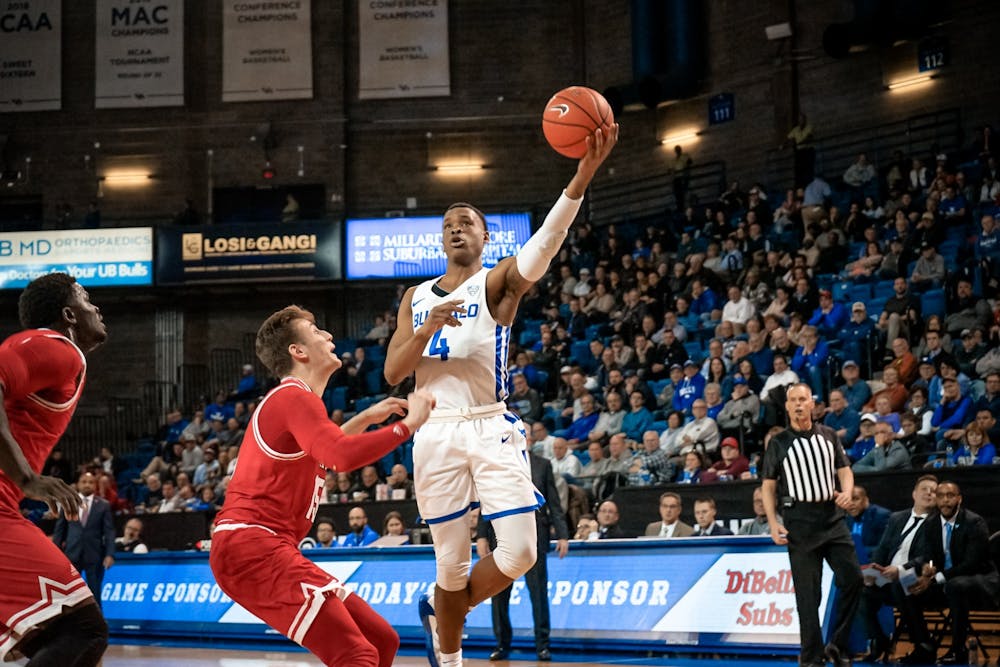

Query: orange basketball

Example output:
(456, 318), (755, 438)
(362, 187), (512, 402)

(542, 86), (615, 159)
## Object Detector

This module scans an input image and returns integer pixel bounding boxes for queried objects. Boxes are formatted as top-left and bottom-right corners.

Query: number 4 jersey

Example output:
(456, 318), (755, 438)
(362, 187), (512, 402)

(215, 377), (412, 543)
(411, 266), (511, 410)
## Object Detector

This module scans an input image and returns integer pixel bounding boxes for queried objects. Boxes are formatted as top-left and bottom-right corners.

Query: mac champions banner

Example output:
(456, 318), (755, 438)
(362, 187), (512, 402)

(0, 228), (153, 289)
(358, 0), (449, 99)
(102, 540), (834, 652)
(222, 0), (313, 102)
(0, 0), (61, 112)
(95, 0), (184, 108)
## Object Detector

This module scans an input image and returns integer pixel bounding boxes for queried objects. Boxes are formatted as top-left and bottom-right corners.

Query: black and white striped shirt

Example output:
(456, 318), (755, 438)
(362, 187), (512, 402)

(761, 423), (849, 503)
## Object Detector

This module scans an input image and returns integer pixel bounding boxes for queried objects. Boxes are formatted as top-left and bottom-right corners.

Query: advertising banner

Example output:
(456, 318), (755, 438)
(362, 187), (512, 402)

(358, 0), (449, 99)
(0, 228), (153, 289)
(346, 213), (531, 280)
(103, 540), (833, 652)
(95, 0), (184, 108)
(156, 221), (341, 284)
(0, 0), (61, 112)
(222, 0), (313, 102)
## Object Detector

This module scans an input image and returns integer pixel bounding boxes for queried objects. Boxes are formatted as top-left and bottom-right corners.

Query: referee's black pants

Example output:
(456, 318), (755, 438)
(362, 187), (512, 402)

(786, 509), (863, 665)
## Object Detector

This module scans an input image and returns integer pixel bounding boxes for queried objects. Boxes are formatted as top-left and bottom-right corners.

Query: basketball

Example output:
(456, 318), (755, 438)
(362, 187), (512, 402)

(542, 86), (615, 159)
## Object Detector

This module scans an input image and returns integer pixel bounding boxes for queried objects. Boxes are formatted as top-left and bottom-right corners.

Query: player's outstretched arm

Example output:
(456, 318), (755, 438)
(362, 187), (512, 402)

(341, 396), (408, 435)
(384, 286), (466, 386)
(487, 125), (619, 324)
(0, 387), (80, 519)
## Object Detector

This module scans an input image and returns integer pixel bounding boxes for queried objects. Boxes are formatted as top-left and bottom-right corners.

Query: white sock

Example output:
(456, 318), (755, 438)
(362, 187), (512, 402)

(440, 649), (462, 666)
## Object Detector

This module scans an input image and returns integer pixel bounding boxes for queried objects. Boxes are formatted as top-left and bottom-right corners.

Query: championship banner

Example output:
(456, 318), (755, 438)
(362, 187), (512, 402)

(156, 221), (341, 284)
(222, 0), (313, 102)
(0, 228), (153, 289)
(0, 0), (61, 112)
(95, 0), (184, 108)
(103, 539), (834, 653)
(358, 0), (449, 99)
(345, 212), (531, 280)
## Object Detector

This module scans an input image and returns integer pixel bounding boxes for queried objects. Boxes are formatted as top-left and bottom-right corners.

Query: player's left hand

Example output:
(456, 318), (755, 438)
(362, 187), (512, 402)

(364, 397), (409, 424)
(555, 539), (569, 558)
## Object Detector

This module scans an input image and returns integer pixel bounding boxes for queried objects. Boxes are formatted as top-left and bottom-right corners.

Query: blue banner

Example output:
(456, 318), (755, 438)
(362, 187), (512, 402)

(0, 227), (153, 289)
(345, 212), (532, 280)
(103, 539), (833, 653)
(156, 221), (341, 285)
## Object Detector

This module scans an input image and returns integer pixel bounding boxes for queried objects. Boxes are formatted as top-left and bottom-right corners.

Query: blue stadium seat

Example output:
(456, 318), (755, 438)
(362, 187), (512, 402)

(366, 346), (386, 363)
(355, 396), (377, 413)
(921, 289), (947, 319)
(324, 386), (348, 413)
(648, 379), (670, 396)
(531, 370), (549, 392)
(832, 282), (852, 302)
(867, 297), (888, 316)
(570, 340), (591, 365)
(683, 341), (703, 362)
(873, 280), (895, 299)
(848, 283), (872, 304)
(649, 420), (668, 434)
(365, 368), (384, 395)
(585, 324), (603, 341)
(814, 274), (836, 291)
(518, 329), (540, 347)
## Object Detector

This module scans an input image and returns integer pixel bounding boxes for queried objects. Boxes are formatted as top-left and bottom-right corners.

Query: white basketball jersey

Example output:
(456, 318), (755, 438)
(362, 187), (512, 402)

(410, 267), (510, 409)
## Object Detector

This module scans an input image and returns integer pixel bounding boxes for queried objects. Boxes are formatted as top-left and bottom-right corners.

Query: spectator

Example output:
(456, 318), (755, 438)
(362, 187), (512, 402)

(529, 421), (557, 459)
(314, 518), (341, 548)
(944, 279), (991, 339)
(703, 437), (750, 482)
(204, 390), (235, 423)
(716, 374), (760, 437)
(595, 500), (626, 539)
(156, 479), (184, 513)
(863, 367), (908, 413)
(974, 373), (1000, 415)
(628, 431), (675, 485)
(580, 441), (610, 478)
(843, 153), (876, 191)
(722, 284), (755, 331)
(852, 420), (910, 473)
(849, 413), (878, 462)
(231, 363), (260, 401)
(808, 289), (849, 338)
(950, 423), (997, 466)
(703, 382), (725, 420)
(351, 465), (381, 502)
(574, 514), (598, 541)
(825, 389), (861, 447)
(381, 511), (410, 542)
(673, 359), (706, 415)
(739, 487), (782, 536)
(931, 377), (973, 446)
(586, 391), (625, 443)
(675, 450), (707, 484)
(556, 392), (600, 446)
(791, 325), (829, 398)
(386, 464), (414, 500)
(604, 433), (635, 474)
(115, 517), (148, 554)
(843, 486), (891, 564)
(953, 329), (986, 380)
(877, 277), (922, 351)
(508, 373), (542, 424)
(674, 400), (721, 459)
(341, 506), (379, 547)
(910, 242), (945, 292)
(691, 497), (733, 536)
(549, 438), (583, 480)
(886, 337), (918, 386)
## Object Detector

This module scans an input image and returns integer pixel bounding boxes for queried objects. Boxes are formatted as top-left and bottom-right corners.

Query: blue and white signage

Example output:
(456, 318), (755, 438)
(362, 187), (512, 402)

(103, 539), (834, 653)
(0, 227), (153, 289)
(345, 212), (532, 280)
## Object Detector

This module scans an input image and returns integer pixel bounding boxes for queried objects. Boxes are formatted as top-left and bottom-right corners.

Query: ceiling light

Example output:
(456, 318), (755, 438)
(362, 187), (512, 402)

(887, 75), (933, 91)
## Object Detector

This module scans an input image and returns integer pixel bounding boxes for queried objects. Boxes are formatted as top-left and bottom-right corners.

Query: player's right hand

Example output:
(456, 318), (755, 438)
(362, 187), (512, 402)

(22, 474), (81, 520)
(419, 299), (466, 334)
(403, 389), (436, 429)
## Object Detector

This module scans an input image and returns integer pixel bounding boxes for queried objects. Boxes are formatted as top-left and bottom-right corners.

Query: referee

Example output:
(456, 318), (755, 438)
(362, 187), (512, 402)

(761, 383), (862, 667)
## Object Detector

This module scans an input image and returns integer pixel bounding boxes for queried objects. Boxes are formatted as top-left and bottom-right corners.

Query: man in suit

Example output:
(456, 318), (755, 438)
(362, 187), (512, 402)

(52, 472), (116, 603)
(895, 481), (1000, 664)
(595, 499), (626, 539)
(645, 491), (694, 538)
(844, 485), (891, 564)
(860, 475), (938, 661)
(691, 497), (734, 536)
(477, 452), (569, 662)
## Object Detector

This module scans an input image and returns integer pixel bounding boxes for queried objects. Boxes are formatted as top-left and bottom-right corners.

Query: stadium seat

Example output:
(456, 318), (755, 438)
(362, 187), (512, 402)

(684, 341), (703, 362)
(648, 379), (670, 396)
(570, 340), (591, 365)
(873, 280), (895, 299)
(832, 282), (852, 302)
(848, 283), (872, 303)
(366, 346), (386, 363)
(921, 289), (947, 319)
(531, 370), (549, 392)
(868, 297), (888, 316)
(325, 386), (348, 413)
(364, 368), (384, 395)
(518, 329), (540, 347)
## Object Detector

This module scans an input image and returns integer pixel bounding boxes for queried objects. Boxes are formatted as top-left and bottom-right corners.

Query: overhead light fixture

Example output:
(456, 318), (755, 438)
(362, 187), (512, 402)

(887, 75), (933, 91)
(102, 170), (153, 186)
(660, 130), (700, 146)
(434, 163), (485, 174)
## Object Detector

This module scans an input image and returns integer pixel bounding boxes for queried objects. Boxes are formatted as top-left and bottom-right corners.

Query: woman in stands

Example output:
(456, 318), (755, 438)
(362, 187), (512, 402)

(950, 423), (997, 466)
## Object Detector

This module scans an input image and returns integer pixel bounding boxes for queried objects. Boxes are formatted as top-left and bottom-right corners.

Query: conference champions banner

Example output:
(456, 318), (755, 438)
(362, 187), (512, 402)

(222, 0), (312, 102)
(95, 0), (184, 108)
(102, 540), (834, 652)
(156, 221), (341, 284)
(0, 0), (61, 112)
(0, 228), (153, 289)
(358, 0), (449, 99)
(345, 213), (531, 279)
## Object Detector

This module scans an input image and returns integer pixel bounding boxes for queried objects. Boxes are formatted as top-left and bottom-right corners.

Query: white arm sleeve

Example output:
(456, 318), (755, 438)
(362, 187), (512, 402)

(515, 190), (582, 282)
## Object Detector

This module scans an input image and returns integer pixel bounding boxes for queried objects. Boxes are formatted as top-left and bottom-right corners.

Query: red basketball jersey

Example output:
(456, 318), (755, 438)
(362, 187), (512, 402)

(0, 330), (86, 512)
(216, 377), (411, 542)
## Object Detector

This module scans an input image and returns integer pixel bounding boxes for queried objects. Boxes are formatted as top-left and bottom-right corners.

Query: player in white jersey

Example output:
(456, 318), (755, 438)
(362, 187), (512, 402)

(385, 124), (617, 667)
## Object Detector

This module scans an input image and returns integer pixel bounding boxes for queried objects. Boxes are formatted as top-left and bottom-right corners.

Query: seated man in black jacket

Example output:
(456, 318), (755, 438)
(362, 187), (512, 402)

(894, 481), (1000, 665)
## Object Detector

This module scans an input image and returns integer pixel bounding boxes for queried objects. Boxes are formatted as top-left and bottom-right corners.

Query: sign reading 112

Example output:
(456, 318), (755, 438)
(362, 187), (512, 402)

(709, 93), (735, 126)
(918, 37), (948, 73)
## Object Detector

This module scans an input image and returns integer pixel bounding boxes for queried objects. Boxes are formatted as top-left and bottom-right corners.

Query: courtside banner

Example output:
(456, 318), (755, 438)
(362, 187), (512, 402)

(0, 0), (61, 112)
(222, 0), (313, 102)
(95, 0), (184, 108)
(103, 539), (833, 652)
(358, 0), (449, 99)
(0, 228), (152, 289)
(156, 221), (341, 284)
(345, 213), (531, 280)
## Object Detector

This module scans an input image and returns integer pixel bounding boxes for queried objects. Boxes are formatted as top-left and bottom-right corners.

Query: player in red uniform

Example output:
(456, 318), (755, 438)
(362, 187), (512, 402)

(210, 305), (435, 667)
(0, 273), (110, 665)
